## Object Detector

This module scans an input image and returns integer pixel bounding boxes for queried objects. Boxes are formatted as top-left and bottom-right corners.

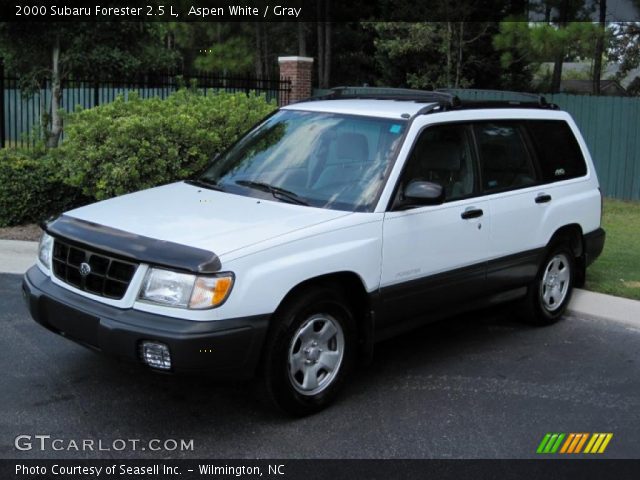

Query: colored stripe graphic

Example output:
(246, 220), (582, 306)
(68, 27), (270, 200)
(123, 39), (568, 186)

(537, 433), (565, 454)
(538, 433), (613, 454)
(537, 434), (552, 454)
(550, 434), (565, 453)
(566, 433), (584, 453)
(584, 434), (598, 453)
(573, 433), (589, 454)
(598, 434), (613, 453)
(544, 434), (559, 453)
(560, 433), (575, 454)
(584, 433), (614, 454)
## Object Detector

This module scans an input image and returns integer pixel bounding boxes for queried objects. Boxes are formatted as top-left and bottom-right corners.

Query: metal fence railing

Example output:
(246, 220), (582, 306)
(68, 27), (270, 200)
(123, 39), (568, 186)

(0, 60), (291, 149)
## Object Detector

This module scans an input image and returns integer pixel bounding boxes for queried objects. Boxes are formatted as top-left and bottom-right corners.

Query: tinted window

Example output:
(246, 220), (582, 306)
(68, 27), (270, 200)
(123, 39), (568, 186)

(402, 124), (476, 201)
(526, 120), (587, 182)
(474, 122), (536, 192)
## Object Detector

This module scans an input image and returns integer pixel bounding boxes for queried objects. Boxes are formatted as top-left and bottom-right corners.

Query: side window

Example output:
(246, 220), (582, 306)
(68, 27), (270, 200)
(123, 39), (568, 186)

(526, 120), (587, 182)
(474, 122), (537, 192)
(402, 124), (476, 201)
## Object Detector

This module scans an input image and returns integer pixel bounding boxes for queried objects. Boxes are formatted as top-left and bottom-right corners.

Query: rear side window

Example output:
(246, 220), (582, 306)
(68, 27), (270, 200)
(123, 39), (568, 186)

(474, 122), (537, 192)
(525, 120), (587, 182)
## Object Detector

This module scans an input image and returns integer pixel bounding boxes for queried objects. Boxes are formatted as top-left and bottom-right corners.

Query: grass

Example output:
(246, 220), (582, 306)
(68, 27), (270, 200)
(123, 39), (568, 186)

(584, 199), (640, 300)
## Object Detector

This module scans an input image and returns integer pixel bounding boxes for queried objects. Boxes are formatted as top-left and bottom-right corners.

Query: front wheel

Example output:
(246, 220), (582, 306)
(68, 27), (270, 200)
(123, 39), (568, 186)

(262, 287), (355, 416)
(520, 244), (575, 325)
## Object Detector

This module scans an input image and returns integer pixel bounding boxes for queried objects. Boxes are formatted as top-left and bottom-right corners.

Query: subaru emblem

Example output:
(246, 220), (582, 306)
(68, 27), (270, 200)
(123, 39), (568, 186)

(79, 262), (91, 277)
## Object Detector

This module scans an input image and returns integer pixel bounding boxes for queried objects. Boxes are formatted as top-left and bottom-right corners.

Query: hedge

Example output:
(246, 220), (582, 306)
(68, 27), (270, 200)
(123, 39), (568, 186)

(59, 89), (277, 200)
(0, 148), (88, 227)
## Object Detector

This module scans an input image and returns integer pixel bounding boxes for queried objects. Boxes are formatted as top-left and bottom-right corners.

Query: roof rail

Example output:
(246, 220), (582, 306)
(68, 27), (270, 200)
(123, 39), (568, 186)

(313, 86), (462, 110)
(305, 87), (558, 112)
(435, 88), (557, 109)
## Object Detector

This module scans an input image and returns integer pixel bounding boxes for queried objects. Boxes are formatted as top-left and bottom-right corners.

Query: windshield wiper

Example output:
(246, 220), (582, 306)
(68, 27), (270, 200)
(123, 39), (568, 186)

(235, 180), (309, 206)
(186, 178), (226, 192)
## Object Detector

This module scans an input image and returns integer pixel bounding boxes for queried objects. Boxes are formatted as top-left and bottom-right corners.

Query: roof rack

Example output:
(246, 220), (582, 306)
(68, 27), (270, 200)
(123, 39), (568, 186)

(435, 88), (558, 110)
(313, 86), (462, 110)
(306, 86), (558, 113)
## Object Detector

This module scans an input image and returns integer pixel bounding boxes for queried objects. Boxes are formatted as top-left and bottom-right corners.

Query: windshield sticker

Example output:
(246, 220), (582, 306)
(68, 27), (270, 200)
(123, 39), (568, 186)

(389, 124), (402, 134)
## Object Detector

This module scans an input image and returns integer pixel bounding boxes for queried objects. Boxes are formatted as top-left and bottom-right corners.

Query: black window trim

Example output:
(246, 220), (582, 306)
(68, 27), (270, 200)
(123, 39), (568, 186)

(519, 121), (545, 183)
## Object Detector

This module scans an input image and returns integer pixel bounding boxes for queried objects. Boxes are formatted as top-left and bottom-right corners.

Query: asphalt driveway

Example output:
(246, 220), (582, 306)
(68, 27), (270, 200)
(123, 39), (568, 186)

(1, 273), (639, 459)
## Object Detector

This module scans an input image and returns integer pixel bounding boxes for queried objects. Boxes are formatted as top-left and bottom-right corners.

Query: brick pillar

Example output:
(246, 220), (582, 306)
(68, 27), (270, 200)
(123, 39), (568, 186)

(278, 56), (314, 105)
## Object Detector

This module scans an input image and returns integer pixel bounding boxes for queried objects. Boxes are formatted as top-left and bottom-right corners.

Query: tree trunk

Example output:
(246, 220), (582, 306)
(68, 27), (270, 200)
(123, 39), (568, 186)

(323, 21), (331, 88)
(455, 22), (464, 88)
(316, 10), (324, 88)
(592, 0), (607, 95)
(254, 23), (263, 78)
(445, 22), (452, 88)
(263, 24), (270, 79)
(550, 1), (570, 94)
(551, 55), (563, 93)
(298, 22), (307, 56)
(46, 34), (62, 148)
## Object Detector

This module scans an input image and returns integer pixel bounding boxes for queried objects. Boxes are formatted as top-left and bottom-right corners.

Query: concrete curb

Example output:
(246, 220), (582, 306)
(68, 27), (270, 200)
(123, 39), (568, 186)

(1, 239), (638, 324)
(0, 239), (38, 274)
(568, 288), (640, 326)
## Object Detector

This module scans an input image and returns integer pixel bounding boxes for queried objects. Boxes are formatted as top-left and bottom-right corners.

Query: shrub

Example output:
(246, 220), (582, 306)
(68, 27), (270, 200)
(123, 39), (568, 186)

(59, 89), (277, 200)
(0, 148), (89, 227)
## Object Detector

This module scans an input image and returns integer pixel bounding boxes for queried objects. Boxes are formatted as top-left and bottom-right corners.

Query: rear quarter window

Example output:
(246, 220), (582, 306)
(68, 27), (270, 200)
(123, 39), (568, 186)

(526, 120), (587, 182)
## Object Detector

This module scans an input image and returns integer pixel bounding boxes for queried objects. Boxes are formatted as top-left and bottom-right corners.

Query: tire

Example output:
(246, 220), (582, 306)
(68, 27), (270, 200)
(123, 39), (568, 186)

(520, 243), (575, 326)
(261, 286), (356, 416)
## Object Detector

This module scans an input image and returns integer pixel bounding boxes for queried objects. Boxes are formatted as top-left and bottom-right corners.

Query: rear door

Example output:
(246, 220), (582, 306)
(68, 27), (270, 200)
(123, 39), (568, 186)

(473, 121), (547, 290)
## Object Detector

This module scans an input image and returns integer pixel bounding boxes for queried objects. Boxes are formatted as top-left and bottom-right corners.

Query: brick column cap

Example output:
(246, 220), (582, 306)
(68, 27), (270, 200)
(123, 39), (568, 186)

(278, 56), (314, 64)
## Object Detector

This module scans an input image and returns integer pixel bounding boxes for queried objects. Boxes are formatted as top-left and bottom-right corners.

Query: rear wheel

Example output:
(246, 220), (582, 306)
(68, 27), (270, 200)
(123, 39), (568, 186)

(521, 243), (575, 325)
(262, 287), (355, 416)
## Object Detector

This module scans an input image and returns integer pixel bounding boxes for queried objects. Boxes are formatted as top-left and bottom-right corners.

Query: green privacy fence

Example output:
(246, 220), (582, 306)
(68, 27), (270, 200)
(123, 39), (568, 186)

(313, 88), (640, 201)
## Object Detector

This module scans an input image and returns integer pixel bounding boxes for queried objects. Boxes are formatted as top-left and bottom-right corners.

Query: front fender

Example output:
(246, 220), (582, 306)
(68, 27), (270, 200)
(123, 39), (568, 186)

(218, 215), (384, 318)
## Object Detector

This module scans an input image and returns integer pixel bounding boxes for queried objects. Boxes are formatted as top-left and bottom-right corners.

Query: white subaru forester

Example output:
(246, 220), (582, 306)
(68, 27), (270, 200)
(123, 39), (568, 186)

(24, 88), (605, 415)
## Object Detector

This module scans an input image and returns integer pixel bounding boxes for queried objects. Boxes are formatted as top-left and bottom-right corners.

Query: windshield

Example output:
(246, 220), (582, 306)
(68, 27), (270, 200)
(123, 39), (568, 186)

(198, 110), (407, 211)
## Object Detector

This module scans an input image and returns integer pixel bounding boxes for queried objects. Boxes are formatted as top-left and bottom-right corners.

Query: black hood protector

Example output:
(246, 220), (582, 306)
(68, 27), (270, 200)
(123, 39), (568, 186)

(44, 215), (221, 274)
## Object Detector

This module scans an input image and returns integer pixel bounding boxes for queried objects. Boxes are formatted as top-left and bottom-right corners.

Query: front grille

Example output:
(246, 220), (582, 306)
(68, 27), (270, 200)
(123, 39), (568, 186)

(52, 239), (138, 300)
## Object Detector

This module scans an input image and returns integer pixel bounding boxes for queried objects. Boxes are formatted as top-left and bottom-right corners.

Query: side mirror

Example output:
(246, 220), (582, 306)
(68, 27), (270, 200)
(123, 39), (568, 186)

(401, 180), (445, 207)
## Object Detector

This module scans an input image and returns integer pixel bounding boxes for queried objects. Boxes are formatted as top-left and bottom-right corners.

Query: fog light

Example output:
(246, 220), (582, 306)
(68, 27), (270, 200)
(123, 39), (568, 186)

(140, 341), (172, 370)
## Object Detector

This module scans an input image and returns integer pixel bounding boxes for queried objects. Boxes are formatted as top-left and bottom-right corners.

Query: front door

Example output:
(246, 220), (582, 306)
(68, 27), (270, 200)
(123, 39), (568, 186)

(379, 121), (490, 330)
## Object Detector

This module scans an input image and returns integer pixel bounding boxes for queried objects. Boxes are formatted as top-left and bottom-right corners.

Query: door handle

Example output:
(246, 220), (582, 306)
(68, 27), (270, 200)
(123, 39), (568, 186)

(535, 194), (552, 204)
(461, 208), (483, 220)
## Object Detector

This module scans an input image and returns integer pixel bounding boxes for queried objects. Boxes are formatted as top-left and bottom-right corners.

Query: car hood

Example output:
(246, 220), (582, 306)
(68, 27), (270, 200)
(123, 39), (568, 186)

(65, 182), (351, 257)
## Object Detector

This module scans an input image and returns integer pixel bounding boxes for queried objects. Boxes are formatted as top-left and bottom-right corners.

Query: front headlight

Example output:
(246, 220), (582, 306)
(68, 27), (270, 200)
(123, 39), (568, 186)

(139, 268), (234, 309)
(38, 232), (54, 270)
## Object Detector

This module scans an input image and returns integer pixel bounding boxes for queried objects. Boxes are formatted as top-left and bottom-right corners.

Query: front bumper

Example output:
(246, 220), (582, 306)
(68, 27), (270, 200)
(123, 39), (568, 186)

(22, 266), (269, 377)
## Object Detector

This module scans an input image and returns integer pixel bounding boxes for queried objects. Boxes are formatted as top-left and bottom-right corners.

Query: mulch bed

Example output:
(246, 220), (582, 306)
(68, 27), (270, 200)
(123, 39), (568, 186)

(0, 224), (42, 242)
